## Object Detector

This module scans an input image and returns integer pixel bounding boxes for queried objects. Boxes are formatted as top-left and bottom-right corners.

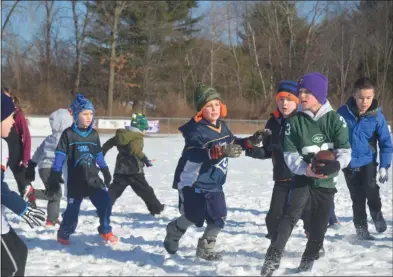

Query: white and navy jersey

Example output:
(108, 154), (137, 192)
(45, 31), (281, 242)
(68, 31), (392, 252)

(173, 118), (248, 192)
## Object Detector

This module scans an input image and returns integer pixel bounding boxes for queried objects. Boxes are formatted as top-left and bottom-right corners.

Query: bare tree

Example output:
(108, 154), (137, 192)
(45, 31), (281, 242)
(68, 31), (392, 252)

(71, 0), (90, 95)
(1, 0), (20, 38)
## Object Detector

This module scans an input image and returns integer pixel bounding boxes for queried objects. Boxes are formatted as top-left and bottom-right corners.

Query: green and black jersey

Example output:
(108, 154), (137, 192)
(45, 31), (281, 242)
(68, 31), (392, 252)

(283, 101), (351, 188)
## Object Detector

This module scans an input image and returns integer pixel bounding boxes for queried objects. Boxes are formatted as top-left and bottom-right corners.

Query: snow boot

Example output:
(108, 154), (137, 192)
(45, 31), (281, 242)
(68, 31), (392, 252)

(370, 210), (387, 233)
(164, 221), (186, 254)
(260, 247), (282, 276)
(297, 256), (314, 273)
(150, 204), (165, 216)
(100, 232), (119, 244)
(196, 238), (222, 261)
(355, 226), (375, 240)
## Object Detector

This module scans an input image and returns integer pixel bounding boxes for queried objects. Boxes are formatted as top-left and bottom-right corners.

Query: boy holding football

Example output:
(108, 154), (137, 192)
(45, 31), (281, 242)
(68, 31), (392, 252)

(260, 72), (352, 275)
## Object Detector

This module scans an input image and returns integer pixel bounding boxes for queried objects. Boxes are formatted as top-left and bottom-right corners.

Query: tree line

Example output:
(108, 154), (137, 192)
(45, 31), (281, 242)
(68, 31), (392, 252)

(1, 1), (392, 120)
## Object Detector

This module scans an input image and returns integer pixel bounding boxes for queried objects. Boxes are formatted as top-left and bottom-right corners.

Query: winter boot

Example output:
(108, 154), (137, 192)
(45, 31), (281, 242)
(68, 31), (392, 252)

(315, 246), (325, 260)
(355, 226), (375, 240)
(196, 238), (223, 261)
(46, 218), (61, 227)
(260, 247), (282, 276)
(150, 204), (165, 216)
(23, 185), (37, 209)
(370, 210), (387, 233)
(164, 221), (186, 254)
(297, 256), (314, 273)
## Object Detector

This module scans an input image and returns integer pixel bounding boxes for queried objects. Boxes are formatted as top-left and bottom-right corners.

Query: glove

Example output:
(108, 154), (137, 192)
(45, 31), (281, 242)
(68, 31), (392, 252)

(46, 171), (62, 196)
(313, 159), (341, 175)
(25, 160), (37, 182)
(210, 144), (243, 159)
(21, 206), (45, 228)
(247, 129), (272, 147)
(379, 168), (388, 184)
(101, 167), (112, 188)
(142, 156), (153, 167)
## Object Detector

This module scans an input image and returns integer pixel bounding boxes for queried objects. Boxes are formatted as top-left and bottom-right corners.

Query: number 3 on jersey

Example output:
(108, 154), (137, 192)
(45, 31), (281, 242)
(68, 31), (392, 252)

(285, 123), (291, 135)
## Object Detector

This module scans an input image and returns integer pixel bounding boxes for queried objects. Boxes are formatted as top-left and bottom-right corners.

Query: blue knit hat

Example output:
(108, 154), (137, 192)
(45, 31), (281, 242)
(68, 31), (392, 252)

(276, 80), (299, 104)
(69, 93), (95, 135)
(277, 80), (297, 95)
(1, 92), (15, 122)
(69, 93), (95, 122)
(297, 72), (328, 104)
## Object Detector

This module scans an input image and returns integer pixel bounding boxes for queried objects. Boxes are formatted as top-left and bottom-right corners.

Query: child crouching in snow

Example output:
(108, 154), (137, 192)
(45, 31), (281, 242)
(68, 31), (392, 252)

(25, 108), (73, 226)
(164, 84), (271, 261)
(46, 93), (115, 245)
(102, 113), (165, 216)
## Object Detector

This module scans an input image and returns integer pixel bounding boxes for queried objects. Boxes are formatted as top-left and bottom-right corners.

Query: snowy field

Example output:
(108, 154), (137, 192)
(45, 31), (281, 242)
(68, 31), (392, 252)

(4, 134), (393, 276)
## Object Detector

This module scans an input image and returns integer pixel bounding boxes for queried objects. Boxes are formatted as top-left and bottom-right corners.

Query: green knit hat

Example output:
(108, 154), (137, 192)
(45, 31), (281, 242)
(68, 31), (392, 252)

(131, 113), (149, 131)
(194, 84), (221, 111)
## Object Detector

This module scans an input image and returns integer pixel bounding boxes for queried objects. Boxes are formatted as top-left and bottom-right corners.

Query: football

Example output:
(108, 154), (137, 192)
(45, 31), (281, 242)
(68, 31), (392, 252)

(311, 150), (336, 171)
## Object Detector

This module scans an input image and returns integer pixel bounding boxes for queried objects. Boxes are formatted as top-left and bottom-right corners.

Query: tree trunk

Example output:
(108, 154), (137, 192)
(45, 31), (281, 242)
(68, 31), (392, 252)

(107, 3), (123, 116)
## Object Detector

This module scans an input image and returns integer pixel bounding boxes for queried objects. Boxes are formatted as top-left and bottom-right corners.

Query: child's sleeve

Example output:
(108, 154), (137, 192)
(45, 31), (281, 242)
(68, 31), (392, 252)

(376, 113), (393, 169)
(128, 135), (145, 160)
(1, 181), (28, 216)
(96, 135), (108, 169)
(283, 119), (309, 176)
(102, 136), (116, 156)
(31, 139), (46, 164)
(52, 131), (68, 172)
(15, 112), (32, 163)
(333, 114), (352, 170)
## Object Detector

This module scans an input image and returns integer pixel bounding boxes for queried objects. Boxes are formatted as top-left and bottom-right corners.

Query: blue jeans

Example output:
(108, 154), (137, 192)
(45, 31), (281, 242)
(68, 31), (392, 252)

(58, 187), (112, 240)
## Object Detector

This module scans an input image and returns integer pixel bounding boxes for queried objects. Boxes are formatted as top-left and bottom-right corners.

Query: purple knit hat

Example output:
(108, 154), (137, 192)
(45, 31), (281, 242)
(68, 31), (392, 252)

(297, 72), (328, 104)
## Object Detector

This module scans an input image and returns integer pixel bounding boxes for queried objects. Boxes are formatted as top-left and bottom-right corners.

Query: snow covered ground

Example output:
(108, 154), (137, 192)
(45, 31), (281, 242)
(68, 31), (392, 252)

(4, 134), (393, 276)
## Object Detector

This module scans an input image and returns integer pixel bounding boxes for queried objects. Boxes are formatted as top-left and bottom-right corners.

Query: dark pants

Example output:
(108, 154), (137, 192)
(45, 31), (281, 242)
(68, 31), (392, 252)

(328, 199), (339, 226)
(8, 165), (31, 196)
(181, 186), (227, 229)
(108, 173), (163, 214)
(1, 228), (28, 277)
(33, 168), (62, 222)
(270, 185), (335, 260)
(266, 181), (313, 240)
(343, 163), (381, 230)
(266, 181), (293, 239)
(57, 187), (112, 240)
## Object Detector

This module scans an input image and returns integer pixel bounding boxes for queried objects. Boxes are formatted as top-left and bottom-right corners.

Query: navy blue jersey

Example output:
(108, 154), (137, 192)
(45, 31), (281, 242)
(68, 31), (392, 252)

(52, 126), (108, 197)
(173, 118), (248, 192)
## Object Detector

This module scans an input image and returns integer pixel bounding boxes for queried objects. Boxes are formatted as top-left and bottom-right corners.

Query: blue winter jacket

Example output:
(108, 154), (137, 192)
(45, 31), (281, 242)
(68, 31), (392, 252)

(172, 118), (249, 192)
(337, 98), (392, 169)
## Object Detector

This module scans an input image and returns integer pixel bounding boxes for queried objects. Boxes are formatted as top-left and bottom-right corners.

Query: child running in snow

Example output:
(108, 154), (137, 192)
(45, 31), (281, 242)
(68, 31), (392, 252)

(2, 84), (36, 208)
(102, 113), (165, 216)
(337, 77), (392, 240)
(46, 93), (116, 245)
(260, 72), (352, 275)
(1, 91), (45, 277)
(164, 84), (271, 261)
(25, 108), (74, 226)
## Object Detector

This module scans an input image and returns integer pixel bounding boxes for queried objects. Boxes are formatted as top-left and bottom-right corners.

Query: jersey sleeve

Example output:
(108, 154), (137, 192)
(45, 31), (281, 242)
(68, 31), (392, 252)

(333, 113), (351, 169)
(376, 112), (393, 169)
(283, 118), (309, 176)
(96, 133), (108, 169)
(52, 130), (68, 172)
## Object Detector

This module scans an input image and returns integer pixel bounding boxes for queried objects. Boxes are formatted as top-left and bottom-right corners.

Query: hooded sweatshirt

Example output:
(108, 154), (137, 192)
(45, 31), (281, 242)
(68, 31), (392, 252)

(32, 109), (74, 169)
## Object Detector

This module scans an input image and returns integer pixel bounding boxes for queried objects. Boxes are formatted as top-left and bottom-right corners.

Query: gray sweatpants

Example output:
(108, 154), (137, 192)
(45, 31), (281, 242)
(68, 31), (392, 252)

(34, 168), (62, 222)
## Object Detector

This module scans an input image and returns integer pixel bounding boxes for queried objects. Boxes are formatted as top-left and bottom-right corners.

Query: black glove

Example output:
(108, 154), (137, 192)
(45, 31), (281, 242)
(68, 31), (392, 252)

(248, 129), (272, 147)
(101, 167), (112, 188)
(313, 159), (341, 175)
(21, 206), (45, 228)
(142, 156), (153, 167)
(210, 144), (243, 159)
(46, 171), (62, 196)
(25, 160), (37, 182)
